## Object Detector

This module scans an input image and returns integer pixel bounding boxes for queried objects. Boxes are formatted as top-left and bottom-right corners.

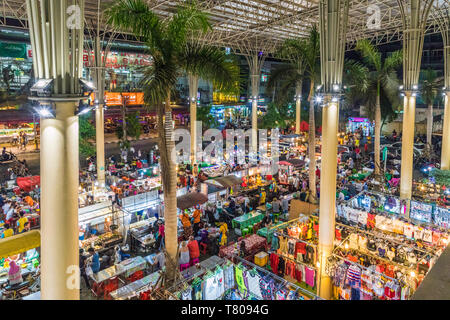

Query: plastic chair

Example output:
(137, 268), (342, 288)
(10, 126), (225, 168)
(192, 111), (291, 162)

(92, 281), (104, 296)
(242, 228), (249, 237)
(248, 225), (254, 234)
(103, 277), (119, 300)
(200, 242), (208, 255)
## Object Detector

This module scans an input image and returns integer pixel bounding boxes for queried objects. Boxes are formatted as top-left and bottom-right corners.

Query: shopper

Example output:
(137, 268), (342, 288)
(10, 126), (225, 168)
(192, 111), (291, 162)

(187, 236), (200, 265)
(179, 241), (190, 270)
(16, 211), (28, 233)
(88, 247), (100, 273)
(1, 223), (14, 238)
(79, 248), (90, 289)
(8, 260), (23, 286)
(192, 206), (201, 236)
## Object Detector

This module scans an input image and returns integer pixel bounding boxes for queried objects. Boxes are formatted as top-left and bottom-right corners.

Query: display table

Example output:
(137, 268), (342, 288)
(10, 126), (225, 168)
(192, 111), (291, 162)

(232, 211), (264, 230)
(219, 234), (267, 259)
(109, 271), (162, 300)
(257, 222), (284, 243)
(90, 256), (147, 284)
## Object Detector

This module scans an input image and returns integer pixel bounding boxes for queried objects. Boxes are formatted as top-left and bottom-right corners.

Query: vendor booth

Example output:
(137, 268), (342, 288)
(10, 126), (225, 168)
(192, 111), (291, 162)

(346, 117), (374, 137)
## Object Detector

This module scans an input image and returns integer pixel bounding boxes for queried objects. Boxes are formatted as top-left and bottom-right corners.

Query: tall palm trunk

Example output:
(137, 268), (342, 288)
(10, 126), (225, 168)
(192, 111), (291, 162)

(158, 95), (178, 283)
(295, 80), (302, 135)
(374, 82), (381, 175)
(426, 103), (433, 154)
(308, 81), (316, 202)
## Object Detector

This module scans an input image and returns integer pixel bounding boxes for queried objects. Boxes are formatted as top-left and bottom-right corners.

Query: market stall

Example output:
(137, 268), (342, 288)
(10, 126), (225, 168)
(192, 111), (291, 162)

(231, 210), (265, 236)
(219, 234), (268, 261)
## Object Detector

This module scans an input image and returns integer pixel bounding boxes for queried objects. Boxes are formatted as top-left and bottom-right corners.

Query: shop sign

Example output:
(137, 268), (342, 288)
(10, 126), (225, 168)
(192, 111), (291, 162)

(0, 42), (27, 59)
(83, 50), (152, 69)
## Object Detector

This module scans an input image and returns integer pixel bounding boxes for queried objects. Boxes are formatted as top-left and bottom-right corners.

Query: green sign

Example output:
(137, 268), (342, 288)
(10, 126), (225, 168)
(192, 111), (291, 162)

(382, 147), (388, 161)
(0, 42), (27, 59)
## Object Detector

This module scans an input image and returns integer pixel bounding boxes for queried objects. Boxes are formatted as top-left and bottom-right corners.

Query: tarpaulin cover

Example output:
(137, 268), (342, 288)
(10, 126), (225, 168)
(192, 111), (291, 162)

(0, 230), (40, 259)
(16, 176), (40, 192)
(177, 192), (208, 210)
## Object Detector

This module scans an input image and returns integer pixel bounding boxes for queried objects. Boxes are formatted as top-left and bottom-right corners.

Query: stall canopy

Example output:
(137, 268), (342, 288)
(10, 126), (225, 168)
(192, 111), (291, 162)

(285, 159), (306, 168)
(177, 192), (208, 210)
(16, 176), (40, 192)
(0, 230), (40, 259)
(211, 175), (242, 188)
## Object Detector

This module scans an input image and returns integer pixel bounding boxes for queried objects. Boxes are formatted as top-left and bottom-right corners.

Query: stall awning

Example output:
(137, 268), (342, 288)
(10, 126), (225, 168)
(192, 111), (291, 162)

(16, 176), (40, 192)
(211, 175), (242, 188)
(0, 230), (40, 259)
(286, 159), (306, 168)
(177, 192), (208, 210)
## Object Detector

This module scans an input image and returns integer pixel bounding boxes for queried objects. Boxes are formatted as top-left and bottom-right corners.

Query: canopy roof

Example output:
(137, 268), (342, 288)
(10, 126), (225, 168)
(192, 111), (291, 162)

(1, 0), (446, 54)
(209, 175), (242, 188)
(0, 230), (41, 259)
(177, 192), (208, 209)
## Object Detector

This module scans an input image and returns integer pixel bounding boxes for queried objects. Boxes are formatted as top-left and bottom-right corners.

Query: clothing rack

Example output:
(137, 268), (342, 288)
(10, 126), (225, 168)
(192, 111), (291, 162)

(335, 221), (431, 256)
(230, 254), (324, 300)
(268, 250), (317, 271)
(333, 234), (419, 274)
(268, 215), (310, 234)
(273, 230), (318, 248)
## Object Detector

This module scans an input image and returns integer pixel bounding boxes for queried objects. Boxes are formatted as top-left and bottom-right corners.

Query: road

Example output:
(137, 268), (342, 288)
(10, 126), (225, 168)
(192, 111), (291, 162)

(0, 137), (159, 179)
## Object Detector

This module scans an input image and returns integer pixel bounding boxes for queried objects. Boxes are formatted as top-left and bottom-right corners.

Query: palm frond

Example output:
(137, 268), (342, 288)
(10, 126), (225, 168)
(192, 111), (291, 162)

(105, 0), (162, 46)
(266, 64), (299, 93)
(355, 39), (382, 71)
(167, 2), (211, 50)
(383, 50), (403, 73)
(180, 43), (239, 92)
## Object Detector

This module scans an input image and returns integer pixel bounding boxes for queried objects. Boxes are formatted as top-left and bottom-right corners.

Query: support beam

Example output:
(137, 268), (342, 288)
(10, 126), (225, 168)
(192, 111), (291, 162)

(246, 53), (265, 156)
(433, 1), (450, 169)
(94, 36), (106, 184)
(26, 0), (85, 300)
(317, 0), (349, 300)
(399, 93), (416, 202)
(40, 101), (80, 300)
(397, 0), (434, 206)
(188, 74), (199, 164)
(295, 82), (302, 135)
(443, 93), (450, 170)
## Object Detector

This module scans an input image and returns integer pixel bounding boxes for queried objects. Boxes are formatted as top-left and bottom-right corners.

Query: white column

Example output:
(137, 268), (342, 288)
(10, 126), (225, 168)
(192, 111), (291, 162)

(40, 101), (79, 300)
(189, 74), (199, 164)
(442, 93), (450, 170)
(400, 93), (416, 206)
(295, 84), (302, 134)
(318, 99), (339, 300)
(96, 105), (105, 184)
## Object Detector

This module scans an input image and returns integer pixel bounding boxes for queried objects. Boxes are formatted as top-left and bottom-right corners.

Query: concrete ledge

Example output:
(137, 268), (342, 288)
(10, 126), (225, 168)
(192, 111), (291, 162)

(412, 245), (450, 300)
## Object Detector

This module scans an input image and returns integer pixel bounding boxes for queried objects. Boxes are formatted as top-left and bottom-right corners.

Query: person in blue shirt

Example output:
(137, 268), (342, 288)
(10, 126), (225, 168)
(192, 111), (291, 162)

(88, 247), (100, 273)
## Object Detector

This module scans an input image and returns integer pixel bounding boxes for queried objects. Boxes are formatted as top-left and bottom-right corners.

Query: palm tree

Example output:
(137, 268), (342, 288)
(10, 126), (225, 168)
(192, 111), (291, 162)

(299, 26), (321, 203)
(267, 39), (306, 134)
(267, 26), (320, 202)
(106, 0), (236, 282)
(420, 68), (442, 153)
(355, 40), (403, 175)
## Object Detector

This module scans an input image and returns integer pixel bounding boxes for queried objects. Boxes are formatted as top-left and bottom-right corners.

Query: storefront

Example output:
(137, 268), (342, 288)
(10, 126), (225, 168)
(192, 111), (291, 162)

(346, 117), (374, 137)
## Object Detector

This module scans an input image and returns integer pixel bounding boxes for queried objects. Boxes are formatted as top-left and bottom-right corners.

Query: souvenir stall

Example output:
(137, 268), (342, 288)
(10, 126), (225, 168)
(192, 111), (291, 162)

(219, 234), (268, 261)
(0, 230), (41, 299)
(412, 181), (446, 204)
(266, 215), (319, 295)
(204, 175), (242, 200)
(89, 255), (148, 298)
(109, 269), (162, 300)
(231, 210), (265, 236)
(165, 255), (321, 300)
(78, 201), (128, 237)
(328, 192), (450, 300)
(346, 117), (374, 137)
(128, 217), (162, 253)
(78, 183), (113, 208)
(278, 160), (305, 185)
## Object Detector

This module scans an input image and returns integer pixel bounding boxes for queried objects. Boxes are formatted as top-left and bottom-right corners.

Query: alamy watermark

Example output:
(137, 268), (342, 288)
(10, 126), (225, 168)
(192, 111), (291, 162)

(170, 122), (280, 176)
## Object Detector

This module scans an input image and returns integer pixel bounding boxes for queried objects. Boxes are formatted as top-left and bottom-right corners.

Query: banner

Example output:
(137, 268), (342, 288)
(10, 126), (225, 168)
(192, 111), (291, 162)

(0, 42), (27, 59)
